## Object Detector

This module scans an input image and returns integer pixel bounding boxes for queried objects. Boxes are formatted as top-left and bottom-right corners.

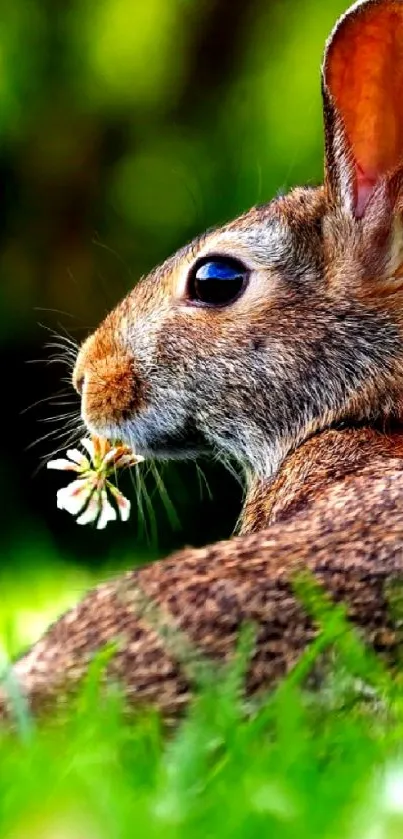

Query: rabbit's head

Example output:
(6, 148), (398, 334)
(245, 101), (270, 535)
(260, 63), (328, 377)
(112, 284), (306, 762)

(73, 0), (403, 478)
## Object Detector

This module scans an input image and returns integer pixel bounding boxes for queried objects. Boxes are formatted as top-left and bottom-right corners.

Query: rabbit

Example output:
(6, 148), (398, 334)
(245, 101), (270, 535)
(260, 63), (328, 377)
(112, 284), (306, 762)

(4, 0), (403, 719)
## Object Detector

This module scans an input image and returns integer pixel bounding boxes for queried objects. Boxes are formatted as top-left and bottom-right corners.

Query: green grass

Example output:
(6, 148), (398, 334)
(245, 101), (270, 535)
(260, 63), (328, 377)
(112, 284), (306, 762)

(0, 536), (154, 659)
(1, 573), (403, 838)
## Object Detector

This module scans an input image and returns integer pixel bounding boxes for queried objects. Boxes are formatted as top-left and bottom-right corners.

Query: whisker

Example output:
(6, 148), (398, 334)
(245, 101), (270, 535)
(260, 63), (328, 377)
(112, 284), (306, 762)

(45, 354), (77, 368)
(25, 419), (81, 452)
(25, 359), (56, 366)
(33, 426), (85, 477)
(39, 410), (81, 424)
(45, 341), (77, 357)
(33, 307), (82, 323)
(46, 357), (76, 369)
(54, 335), (78, 347)
(20, 390), (74, 415)
(43, 353), (76, 363)
(42, 424), (84, 458)
(38, 322), (80, 346)
(25, 354), (76, 370)
(23, 320), (84, 480)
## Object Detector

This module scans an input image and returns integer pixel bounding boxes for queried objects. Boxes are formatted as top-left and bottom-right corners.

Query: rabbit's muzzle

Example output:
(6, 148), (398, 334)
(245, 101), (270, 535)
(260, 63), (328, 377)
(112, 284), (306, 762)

(73, 331), (148, 438)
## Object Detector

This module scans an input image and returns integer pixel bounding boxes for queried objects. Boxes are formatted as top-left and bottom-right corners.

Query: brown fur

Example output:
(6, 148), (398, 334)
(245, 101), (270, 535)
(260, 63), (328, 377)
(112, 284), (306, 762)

(5, 426), (403, 719)
(5, 0), (403, 719)
(74, 312), (149, 430)
(241, 425), (403, 533)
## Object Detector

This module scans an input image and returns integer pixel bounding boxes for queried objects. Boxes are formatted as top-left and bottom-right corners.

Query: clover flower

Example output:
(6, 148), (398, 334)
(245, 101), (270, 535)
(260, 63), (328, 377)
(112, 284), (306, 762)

(47, 436), (143, 529)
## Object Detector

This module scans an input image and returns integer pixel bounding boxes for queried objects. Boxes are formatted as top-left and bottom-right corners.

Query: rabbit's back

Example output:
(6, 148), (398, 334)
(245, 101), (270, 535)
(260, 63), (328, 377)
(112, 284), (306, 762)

(11, 428), (403, 718)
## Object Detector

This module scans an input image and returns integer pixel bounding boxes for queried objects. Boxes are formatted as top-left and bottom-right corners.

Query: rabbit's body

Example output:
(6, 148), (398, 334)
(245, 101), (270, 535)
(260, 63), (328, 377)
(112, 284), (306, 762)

(7, 0), (403, 716)
(10, 425), (403, 717)
(240, 424), (403, 533)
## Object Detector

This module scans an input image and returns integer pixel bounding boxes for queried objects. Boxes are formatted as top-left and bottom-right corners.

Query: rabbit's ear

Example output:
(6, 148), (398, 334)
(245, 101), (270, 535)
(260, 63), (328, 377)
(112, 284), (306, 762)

(323, 0), (403, 218)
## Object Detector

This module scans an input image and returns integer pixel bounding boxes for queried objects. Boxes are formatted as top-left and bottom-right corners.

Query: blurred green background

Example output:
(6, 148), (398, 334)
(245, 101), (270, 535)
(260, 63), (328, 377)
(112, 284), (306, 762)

(1, 0), (351, 652)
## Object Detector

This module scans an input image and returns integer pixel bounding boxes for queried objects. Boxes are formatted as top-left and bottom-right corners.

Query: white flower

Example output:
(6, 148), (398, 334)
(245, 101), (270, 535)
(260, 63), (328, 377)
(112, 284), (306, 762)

(75, 490), (102, 526)
(109, 483), (131, 522)
(56, 478), (95, 516)
(47, 436), (143, 529)
(96, 489), (118, 530)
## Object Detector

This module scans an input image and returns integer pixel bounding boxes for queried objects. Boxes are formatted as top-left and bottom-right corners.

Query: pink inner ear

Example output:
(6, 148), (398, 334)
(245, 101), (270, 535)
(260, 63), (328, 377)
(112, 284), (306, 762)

(325, 2), (403, 216)
(355, 170), (378, 218)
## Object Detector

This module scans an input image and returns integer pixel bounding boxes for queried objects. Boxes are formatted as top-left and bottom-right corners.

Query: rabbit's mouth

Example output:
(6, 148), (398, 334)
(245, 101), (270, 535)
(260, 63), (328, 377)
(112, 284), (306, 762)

(122, 414), (210, 461)
(82, 403), (209, 462)
(73, 332), (210, 460)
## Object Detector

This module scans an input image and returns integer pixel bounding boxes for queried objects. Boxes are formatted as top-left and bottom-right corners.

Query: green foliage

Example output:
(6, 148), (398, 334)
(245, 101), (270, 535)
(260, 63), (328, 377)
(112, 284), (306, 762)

(1, 585), (403, 838)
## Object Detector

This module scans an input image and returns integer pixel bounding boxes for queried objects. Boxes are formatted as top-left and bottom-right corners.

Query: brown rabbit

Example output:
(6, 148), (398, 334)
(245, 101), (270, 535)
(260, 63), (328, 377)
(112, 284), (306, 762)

(5, 0), (403, 718)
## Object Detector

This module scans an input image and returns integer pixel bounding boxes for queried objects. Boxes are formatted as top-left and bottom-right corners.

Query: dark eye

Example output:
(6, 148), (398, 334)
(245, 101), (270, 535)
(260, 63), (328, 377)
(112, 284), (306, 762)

(187, 257), (248, 307)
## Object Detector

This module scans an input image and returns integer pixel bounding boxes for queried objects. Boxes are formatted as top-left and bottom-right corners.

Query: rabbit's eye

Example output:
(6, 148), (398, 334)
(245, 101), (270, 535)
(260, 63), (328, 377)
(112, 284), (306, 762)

(188, 258), (248, 307)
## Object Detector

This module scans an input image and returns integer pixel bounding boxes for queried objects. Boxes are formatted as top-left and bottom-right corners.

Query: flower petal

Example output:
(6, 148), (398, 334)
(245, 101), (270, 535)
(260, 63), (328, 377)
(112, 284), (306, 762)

(76, 492), (101, 526)
(66, 449), (91, 470)
(102, 447), (123, 467)
(96, 489), (117, 530)
(93, 435), (109, 465)
(56, 479), (94, 516)
(116, 452), (144, 468)
(104, 450), (145, 472)
(80, 438), (95, 463)
(47, 459), (81, 472)
(109, 484), (131, 521)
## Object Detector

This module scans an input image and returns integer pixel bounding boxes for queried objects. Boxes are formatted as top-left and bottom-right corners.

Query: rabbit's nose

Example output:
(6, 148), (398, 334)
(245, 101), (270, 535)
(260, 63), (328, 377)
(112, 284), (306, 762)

(72, 331), (147, 433)
(72, 343), (89, 396)
(74, 373), (85, 396)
